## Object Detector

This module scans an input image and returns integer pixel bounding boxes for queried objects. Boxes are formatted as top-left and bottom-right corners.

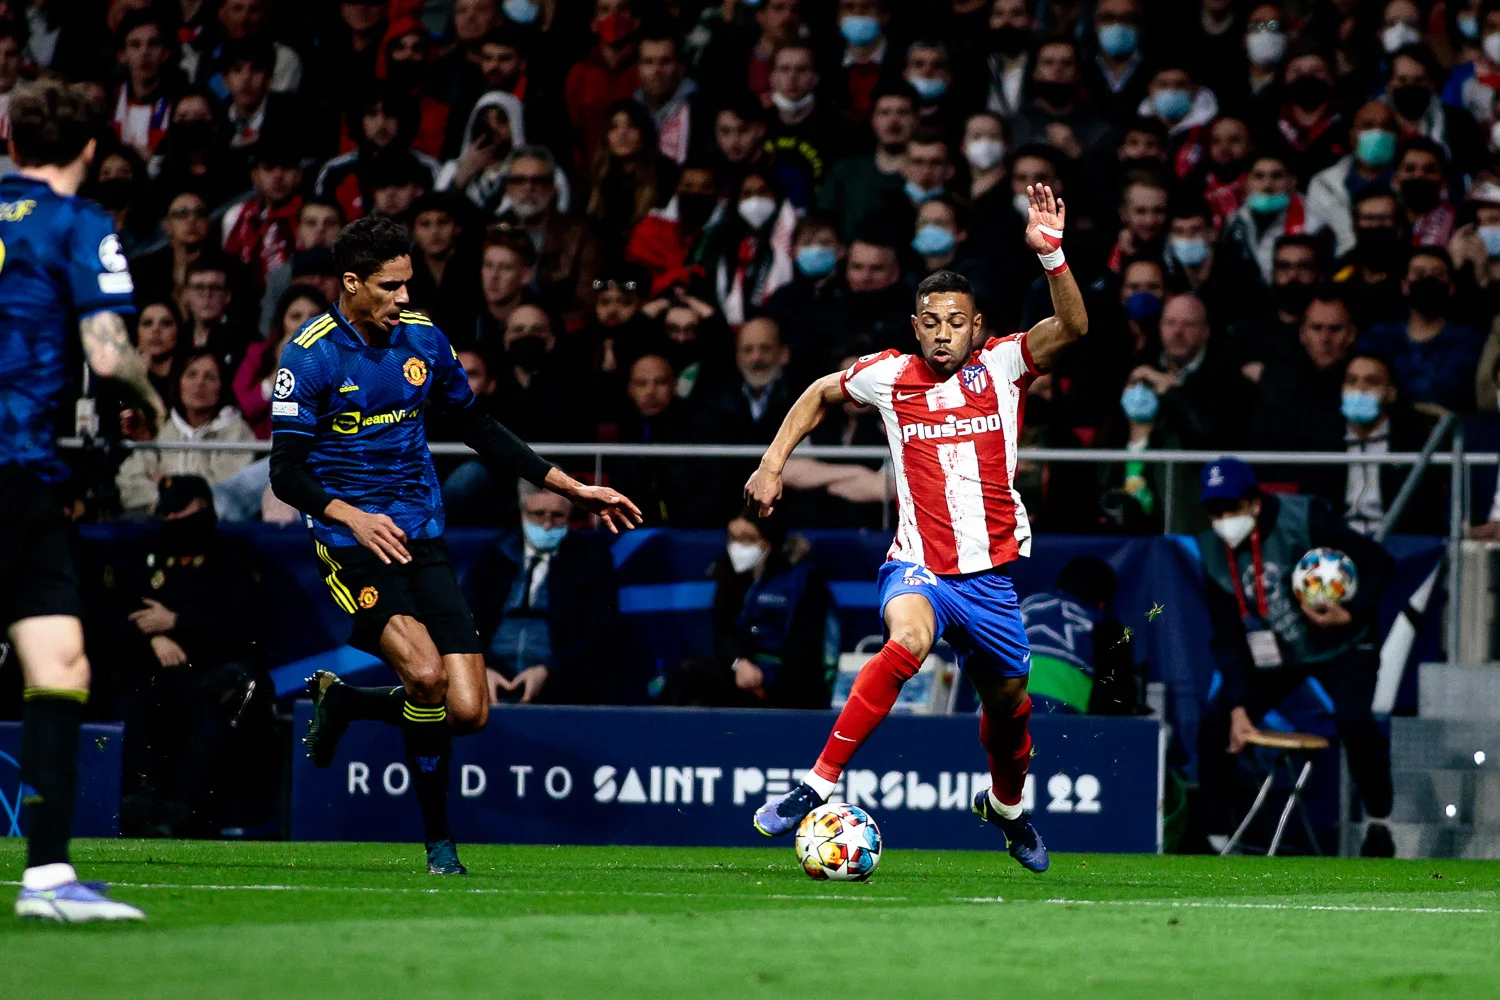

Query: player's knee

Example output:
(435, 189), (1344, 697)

(887, 623), (933, 662)
(404, 660), (448, 706)
(449, 696), (487, 734)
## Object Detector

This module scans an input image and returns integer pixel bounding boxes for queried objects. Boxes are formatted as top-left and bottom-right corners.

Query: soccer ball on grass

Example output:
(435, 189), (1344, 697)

(795, 803), (883, 881)
(1291, 547), (1358, 606)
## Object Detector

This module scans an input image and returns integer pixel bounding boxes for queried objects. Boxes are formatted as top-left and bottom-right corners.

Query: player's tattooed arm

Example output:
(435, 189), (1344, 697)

(1018, 184), (1088, 372)
(80, 310), (166, 432)
(745, 372), (845, 516)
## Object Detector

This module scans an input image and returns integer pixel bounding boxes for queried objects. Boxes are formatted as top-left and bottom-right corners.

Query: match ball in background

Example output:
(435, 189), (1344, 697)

(1291, 548), (1358, 605)
(795, 803), (883, 881)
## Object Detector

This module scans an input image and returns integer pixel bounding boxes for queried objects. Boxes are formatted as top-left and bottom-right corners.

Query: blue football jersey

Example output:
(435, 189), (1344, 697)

(0, 174), (136, 480)
(270, 306), (476, 546)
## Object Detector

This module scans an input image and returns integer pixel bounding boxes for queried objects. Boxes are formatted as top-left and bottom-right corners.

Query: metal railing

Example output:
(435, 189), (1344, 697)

(60, 436), (1491, 665)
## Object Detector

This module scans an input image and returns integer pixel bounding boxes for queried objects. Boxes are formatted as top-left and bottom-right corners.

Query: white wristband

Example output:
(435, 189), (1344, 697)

(1038, 247), (1066, 272)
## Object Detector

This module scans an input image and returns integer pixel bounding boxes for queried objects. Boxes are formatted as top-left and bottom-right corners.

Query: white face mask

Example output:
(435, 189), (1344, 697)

(1491, 120), (1500, 152)
(1246, 30), (1287, 68)
(964, 137), (1006, 171)
(770, 90), (815, 116)
(1211, 513), (1256, 549)
(737, 195), (777, 230)
(727, 541), (767, 573)
(1381, 21), (1421, 53)
(1012, 191), (1031, 218)
(1486, 32), (1500, 65)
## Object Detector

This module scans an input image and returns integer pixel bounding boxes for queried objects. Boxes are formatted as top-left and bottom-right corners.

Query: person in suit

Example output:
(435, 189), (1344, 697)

(468, 482), (621, 705)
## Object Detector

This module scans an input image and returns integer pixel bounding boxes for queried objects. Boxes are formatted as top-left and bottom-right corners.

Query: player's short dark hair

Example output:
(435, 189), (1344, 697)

(637, 23), (681, 55)
(1386, 42), (1441, 85)
(1168, 194), (1212, 222)
(907, 125), (949, 153)
(186, 253), (233, 280)
(871, 80), (919, 111)
(333, 215), (415, 280)
(115, 9), (172, 49)
(793, 207), (841, 244)
(8, 81), (100, 168)
(1396, 135), (1448, 174)
(715, 90), (765, 126)
(1121, 115), (1167, 143)
(915, 270), (974, 311)
(1305, 284), (1349, 316)
(1274, 231), (1331, 270)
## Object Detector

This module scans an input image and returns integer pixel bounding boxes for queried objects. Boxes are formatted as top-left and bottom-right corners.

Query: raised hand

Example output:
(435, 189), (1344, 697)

(1023, 183), (1066, 256)
(570, 484), (644, 534)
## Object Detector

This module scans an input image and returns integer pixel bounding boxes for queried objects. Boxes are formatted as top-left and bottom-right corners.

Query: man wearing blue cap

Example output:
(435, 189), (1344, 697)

(1194, 457), (1398, 856)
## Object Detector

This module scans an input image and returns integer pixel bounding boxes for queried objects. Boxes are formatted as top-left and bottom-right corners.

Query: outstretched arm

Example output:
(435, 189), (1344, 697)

(1017, 184), (1088, 372)
(744, 372), (846, 516)
(80, 310), (166, 433)
(448, 404), (643, 533)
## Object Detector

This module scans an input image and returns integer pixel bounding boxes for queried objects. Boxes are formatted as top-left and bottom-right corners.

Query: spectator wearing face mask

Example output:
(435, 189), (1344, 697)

(763, 41), (849, 210)
(662, 511), (833, 709)
(1163, 197), (1223, 304)
(830, 0), (897, 127)
(1268, 46), (1346, 185)
(491, 303), (596, 441)
(566, 0), (643, 175)
(961, 110), (1010, 217)
(1095, 363), (1211, 535)
(1195, 457), (1396, 858)
(1228, 3), (1287, 109)
(982, 0), (1035, 119)
(1011, 38), (1115, 172)
(1307, 101), (1400, 258)
(1083, 0), (1150, 125)
(764, 211), (847, 375)
(1138, 65), (1220, 157)
(890, 128), (955, 243)
(1231, 233), (1330, 381)
(1442, 0), (1500, 127)
(1319, 351), (1446, 536)
(818, 84), (918, 242)
(1219, 152), (1333, 290)
(698, 167), (797, 326)
(1463, 184), (1500, 410)
(471, 482), (621, 706)
(902, 39), (963, 135)
(1393, 137), (1457, 248)
(625, 160), (721, 296)
(1360, 247), (1484, 413)
(1385, 44), (1487, 180)
(1331, 186), (1411, 331)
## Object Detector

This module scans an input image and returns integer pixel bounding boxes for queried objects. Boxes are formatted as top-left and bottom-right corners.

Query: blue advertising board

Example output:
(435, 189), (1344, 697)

(0, 722), (124, 839)
(290, 706), (1163, 853)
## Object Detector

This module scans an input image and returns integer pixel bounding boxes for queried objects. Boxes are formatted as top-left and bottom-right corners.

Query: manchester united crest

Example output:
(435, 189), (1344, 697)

(358, 586), (379, 609)
(403, 357), (428, 386)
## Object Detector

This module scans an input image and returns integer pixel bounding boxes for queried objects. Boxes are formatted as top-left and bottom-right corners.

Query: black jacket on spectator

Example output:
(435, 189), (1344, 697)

(468, 531), (621, 705)
(609, 399), (719, 527)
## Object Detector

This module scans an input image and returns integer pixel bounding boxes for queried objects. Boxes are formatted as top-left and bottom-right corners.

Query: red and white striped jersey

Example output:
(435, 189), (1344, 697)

(841, 333), (1039, 575)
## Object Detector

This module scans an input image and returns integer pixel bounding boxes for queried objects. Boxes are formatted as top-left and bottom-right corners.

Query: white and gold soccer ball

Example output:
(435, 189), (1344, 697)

(1291, 547), (1359, 606)
(795, 803), (883, 881)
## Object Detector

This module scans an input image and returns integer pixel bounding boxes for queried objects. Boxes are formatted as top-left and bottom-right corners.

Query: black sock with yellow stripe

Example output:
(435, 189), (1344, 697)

(332, 684), (405, 725)
(20, 688), (87, 870)
(402, 699), (452, 843)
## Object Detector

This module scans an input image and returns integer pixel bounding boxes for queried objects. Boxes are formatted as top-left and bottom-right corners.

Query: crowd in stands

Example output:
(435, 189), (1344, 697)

(13, 0), (1500, 535)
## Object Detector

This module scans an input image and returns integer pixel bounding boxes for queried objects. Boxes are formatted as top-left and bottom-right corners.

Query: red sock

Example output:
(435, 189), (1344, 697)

(811, 641), (922, 783)
(979, 695), (1033, 807)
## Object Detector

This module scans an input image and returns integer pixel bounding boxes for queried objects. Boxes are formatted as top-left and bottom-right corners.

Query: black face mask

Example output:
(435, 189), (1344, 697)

(1400, 178), (1442, 215)
(93, 178), (134, 211)
(1031, 80), (1076, 107)
(991, 25), (1031, 56)
(507, 335), (549, 372)
(1390, 84), (1432, 120)
(1273, 279), (1315, 316)
(171, 119), (217, 153)
(1286, 75), (1330, 112)
(677, 192), (716, 233)
(1214, 155), (1252, 180)
(662, 338), (699, 374)
(1356, 227), (1403, 270)
(1407, 275), (1450, 317)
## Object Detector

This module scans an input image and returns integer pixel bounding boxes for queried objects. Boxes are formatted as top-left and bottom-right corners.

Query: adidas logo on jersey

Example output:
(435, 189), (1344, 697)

(900, 413), (1005, 443)
(339, 379), (359, 393)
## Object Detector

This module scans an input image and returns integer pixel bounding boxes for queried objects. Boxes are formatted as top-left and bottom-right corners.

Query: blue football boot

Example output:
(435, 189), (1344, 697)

(426, 839), (468, 875)
(972, 790), (1050, 873)
(15, 881), (146, 922)
(753, 782), (825, 837)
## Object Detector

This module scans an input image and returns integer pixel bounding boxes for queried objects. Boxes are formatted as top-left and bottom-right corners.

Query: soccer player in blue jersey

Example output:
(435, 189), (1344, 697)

(270, 215), (642, 874)
(4, 82), (164, 921)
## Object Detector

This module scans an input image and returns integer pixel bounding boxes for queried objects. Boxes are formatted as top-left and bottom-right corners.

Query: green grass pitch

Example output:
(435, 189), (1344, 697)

(3, 840), (1499, 999)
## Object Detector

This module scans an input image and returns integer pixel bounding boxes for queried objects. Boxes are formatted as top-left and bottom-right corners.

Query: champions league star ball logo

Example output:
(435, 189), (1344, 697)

(274, 368), (296, 399)
(960, 364), (989, 394)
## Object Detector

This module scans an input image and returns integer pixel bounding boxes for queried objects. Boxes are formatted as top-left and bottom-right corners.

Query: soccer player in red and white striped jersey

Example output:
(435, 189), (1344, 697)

(745, 185), (1087, 871)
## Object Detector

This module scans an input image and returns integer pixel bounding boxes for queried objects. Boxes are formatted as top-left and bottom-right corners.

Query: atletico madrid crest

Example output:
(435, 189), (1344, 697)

(960, 364), (989, 394)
